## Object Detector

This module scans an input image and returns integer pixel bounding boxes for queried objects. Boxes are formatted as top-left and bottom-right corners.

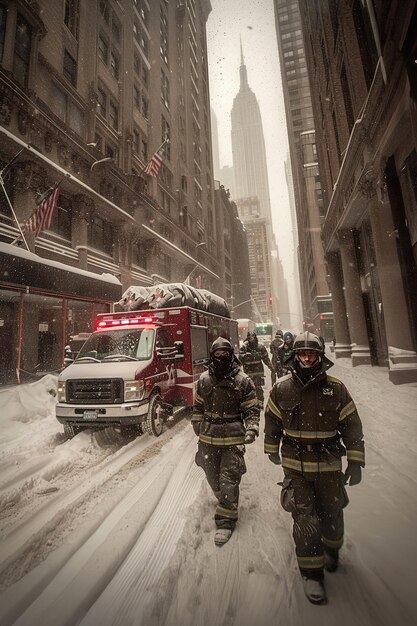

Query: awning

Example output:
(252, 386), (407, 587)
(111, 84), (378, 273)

(0, 243), (122, 302)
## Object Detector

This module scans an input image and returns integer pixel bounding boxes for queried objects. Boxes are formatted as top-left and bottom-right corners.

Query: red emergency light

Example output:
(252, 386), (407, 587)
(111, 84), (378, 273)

(95, 315), (159, 330)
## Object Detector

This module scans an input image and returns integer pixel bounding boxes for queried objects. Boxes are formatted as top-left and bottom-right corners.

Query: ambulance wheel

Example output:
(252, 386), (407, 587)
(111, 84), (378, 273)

(64, 424), (81, 439)
(144, 394), (164, 437)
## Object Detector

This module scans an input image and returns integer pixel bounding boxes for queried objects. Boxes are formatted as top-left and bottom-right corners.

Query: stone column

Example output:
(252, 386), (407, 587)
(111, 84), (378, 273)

(368, 180), (417, 383)
(326, 251), (351, 358)
(72, 194), (94, 269)
(337, 229), (371, 365)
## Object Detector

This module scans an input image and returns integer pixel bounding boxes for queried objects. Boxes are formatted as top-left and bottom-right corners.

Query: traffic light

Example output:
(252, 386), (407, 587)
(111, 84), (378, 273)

(268, 295), (273, 304)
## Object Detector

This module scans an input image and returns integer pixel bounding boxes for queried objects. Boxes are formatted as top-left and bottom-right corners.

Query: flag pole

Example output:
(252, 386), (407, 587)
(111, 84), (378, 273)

(0, 147), (26, 178)
(0, 175), (30, 251)
(137, 135), (168, 178)
(9, 172), (68, 246)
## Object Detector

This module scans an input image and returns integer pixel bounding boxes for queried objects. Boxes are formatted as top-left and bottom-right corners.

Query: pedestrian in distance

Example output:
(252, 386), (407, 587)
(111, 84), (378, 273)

(192, 337), (260, 546)
(239, 331), (273, 411)
(264, 331), (365, 605)
(269, 329), (284, 385)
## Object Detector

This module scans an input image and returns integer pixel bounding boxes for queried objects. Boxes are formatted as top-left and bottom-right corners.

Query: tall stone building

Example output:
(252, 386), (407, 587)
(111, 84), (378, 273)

(273, 0), (333, 340)
(298, 0), (417, 383)
(0, 0), (222, 384)
(231, 45), (283, 324)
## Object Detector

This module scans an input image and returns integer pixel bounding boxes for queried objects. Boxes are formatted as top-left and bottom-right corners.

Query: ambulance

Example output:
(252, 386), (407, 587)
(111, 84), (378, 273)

(56, 306), (238, 438)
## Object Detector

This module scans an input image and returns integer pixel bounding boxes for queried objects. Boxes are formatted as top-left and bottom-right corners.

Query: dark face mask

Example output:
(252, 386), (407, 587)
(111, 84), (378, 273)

(211, 353), (233, 377)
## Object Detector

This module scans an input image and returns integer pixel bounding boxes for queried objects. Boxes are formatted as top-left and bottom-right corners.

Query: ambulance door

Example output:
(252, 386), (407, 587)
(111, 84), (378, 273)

(190, 325), (209, 392)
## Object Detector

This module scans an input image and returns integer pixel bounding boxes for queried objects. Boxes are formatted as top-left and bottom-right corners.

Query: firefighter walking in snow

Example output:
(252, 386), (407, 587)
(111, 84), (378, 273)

(192, 337), (260, 546)
(264, 331), (365, 605)
(239, 331), (273, 410)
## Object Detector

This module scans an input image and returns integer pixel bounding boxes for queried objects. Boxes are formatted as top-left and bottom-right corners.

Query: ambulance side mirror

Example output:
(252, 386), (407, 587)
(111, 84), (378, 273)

(174, 341), (184, 358)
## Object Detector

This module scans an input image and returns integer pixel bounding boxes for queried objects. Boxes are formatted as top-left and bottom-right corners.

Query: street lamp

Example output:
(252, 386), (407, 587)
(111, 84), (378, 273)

(183, 241), (206, 284)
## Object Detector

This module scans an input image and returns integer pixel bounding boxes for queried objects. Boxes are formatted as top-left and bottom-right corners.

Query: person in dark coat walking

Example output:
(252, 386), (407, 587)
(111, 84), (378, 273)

(192, 337), (260, 546)
(269, 330), (284, 384)
(264, 331), (365, 605)
(239, 331), (273, 411)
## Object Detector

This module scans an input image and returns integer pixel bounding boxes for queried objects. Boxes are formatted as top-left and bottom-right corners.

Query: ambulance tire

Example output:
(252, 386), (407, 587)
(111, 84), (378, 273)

(63, 424), (84, 439)
(144, 394), (164, 437)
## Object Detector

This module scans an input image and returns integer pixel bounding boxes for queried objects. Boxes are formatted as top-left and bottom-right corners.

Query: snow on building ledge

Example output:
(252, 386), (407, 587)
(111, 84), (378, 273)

(0, 242), (122, 302)
(388, 346), (417, 385)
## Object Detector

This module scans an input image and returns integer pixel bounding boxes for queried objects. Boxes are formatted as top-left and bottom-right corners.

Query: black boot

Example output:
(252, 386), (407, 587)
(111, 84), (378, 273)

(324, 548), (339, 572)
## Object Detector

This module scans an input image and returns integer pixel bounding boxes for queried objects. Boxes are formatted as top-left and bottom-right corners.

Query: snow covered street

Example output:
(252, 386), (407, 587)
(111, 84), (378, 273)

(0, 358), (416, 626)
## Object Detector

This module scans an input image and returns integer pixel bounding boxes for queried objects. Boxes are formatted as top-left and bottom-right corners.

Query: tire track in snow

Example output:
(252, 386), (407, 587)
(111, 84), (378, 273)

(0, 422), (188, 586)
(3, 430), (195, 626)
(78, 436), (204, 626)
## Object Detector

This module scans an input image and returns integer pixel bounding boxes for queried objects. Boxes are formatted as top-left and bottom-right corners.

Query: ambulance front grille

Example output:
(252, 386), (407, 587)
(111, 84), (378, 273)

(67, 379), (123, 404)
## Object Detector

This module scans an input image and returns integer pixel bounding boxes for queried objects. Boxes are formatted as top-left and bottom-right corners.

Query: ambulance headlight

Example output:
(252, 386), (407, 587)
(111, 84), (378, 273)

(124, 380), (145, 401)
(57, 381), (66, 403)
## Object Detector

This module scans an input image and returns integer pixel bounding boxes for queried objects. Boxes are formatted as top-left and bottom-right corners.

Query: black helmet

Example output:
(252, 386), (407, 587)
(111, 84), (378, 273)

(293, 331), (323, 353)
(210, 336), (233, 355)
(275, 330), (283, 338)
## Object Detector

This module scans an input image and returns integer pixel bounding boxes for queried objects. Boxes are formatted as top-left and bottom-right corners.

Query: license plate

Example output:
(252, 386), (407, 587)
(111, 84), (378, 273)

(83, 410), (98, 420)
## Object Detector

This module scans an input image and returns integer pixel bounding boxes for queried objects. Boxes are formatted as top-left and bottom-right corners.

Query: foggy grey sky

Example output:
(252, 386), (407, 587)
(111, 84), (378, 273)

(206, 0), (301, 325)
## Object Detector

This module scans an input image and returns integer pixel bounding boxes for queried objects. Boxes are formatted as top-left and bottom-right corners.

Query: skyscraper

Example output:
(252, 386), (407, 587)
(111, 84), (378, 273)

(231, 42), (282, 324)
(231, 43), (272, 220)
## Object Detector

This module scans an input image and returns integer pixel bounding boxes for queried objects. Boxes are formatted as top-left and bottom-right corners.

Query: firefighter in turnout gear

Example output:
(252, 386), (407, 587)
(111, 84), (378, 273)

(192, 337), (260, 546)
(269, 330), (284, 385)
(264, 331), (365, 605)
(239, 331), (273, 410)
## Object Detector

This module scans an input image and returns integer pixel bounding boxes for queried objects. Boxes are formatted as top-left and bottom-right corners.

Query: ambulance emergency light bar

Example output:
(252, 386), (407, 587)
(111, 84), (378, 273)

(95, 315), (162, 330)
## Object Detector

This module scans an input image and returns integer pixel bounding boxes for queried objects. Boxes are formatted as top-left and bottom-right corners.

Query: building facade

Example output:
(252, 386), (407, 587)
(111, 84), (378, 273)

(299, 0), (417, 383)
(0, 0), (227, 384)
(273, 0), (333, 340)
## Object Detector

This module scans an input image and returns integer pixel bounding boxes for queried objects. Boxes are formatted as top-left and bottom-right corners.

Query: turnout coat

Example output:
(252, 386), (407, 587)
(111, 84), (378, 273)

(192, 360), (260, 446)
(264, 355), (365, 474)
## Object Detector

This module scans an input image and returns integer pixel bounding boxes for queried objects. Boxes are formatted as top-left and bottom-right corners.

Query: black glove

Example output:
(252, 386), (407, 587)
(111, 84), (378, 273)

(192, 422), (201, 436)
(344, 463), (362, 486)
(244, 429), (257, 444)
(268, 452), (281, 465)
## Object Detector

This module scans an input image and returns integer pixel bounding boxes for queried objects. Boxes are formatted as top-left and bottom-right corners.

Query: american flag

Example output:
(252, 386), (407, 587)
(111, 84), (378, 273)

(23, 186), (60, 238)
(144, 151), (163, 177)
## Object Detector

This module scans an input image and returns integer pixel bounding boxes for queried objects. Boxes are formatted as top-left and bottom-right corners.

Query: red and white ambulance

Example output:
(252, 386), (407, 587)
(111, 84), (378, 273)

(56, 306), (238, 438)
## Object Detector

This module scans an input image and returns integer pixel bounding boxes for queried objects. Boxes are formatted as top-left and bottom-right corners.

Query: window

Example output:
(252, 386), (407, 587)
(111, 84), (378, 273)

(141, 93), (148, 119)
(161, 69), (170, 109)
(133, 129), (140, 154)
(110, 50), (120, 79)
(63, 49), (77, 86)
(99, 0), (110, 23)
(88, 215), (113, 255)
(112, 15), (121, 43)
(0, 5), (7, 63)
(141, 138), (148, 162)
(50, 195), (72, 239)
(160, 5), (169, 65)
(133, 84), (140, 109)
(98, 34), (108, 64)
(64, 0), (79, 39)
(133, 20), (148, 56)
(109, 100), (118, 130)
(51, 84), (85, 136)
(97, 86), (107, 117)
(14, 13), (32, 86)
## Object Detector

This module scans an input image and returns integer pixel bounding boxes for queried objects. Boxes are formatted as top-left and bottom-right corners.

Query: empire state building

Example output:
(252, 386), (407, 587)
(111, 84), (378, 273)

(231, 45), (272, 219)
(231, 44), (283, 325)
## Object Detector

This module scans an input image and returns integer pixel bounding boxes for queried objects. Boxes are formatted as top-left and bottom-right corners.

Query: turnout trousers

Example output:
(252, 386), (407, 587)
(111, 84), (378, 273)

(196, 442), (247, 529)
(281, 469), (348, 580)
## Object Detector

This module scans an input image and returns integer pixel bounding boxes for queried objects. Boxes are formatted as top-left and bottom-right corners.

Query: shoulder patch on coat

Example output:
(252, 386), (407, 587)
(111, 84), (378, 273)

(322, 387), (334, 396)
